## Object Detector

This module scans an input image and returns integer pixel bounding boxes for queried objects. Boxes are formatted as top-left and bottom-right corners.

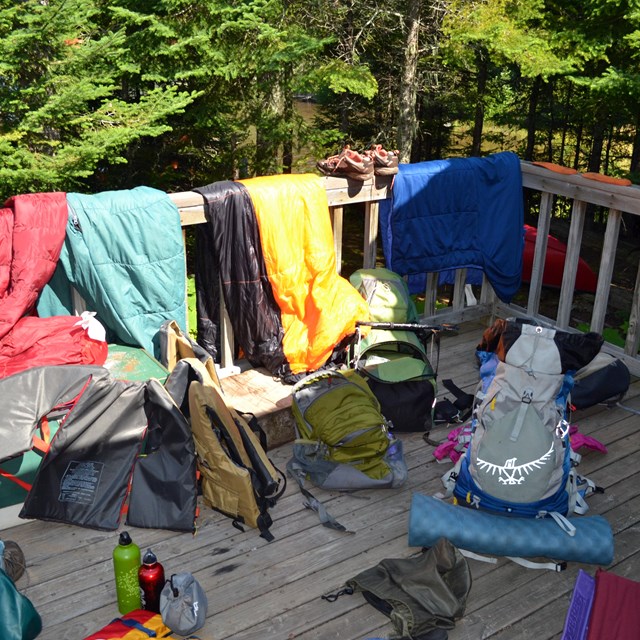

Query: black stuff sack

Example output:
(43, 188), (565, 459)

(571, 353), (630, 410)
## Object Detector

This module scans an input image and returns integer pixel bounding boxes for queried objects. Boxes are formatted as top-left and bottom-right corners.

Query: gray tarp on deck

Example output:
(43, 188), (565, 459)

(0, 365), (196, 531)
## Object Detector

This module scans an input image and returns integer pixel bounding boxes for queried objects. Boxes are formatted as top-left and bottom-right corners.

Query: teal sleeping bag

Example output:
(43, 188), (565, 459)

(38, 187), (187, 358)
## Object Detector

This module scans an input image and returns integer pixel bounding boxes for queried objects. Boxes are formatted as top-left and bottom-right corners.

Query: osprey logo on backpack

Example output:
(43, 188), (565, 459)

(442, 320), (604, 527)
(479, 448), (555, 486)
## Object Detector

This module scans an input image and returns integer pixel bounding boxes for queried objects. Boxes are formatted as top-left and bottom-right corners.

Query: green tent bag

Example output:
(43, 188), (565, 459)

(0, 568), (42, 640)
(349, 268), (438, 434)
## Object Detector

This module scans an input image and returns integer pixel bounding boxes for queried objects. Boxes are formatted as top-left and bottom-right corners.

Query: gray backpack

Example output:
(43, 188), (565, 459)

(444, 320), (604, 525)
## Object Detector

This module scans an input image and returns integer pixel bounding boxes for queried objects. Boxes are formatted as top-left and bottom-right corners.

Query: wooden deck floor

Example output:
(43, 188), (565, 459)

(4, 322), (640, 640)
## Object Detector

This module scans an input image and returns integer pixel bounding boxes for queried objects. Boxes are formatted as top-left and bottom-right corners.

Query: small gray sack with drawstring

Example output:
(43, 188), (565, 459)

(160, 572), (208, 635)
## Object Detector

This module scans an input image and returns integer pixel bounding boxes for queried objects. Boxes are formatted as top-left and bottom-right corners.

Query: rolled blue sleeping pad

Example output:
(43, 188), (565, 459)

(408, 493), (614, 566)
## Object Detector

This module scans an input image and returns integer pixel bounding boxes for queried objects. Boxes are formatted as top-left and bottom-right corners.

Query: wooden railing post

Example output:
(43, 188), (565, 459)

(363, 201), (379, 269)
(527, 191), (554, 317)
(423, 273), (439, 318)
(556, 199), (587, 329)
(330, 205), (344, 274)
(452, 269), (467, 310)
(590, 208), (621, 334)
(625, 260), (640, 357)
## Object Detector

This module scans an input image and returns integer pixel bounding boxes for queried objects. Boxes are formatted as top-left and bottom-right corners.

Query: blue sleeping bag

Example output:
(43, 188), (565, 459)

(379, 151), (524, 302)
(408, 493), (614, 566)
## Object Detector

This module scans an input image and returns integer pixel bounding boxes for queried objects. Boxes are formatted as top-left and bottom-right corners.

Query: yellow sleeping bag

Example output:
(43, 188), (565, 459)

(240, 174), (369, 373)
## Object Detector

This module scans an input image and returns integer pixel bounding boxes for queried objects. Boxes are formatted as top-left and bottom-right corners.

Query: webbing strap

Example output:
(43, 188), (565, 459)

(117, 617), (159, 636)
(505, 556), (567, 572)
(541, 511), (577, 536)
(459, 549), (498, 564)
(441, 379), (474, 412)
(461, 549), (565, 571)
(29, 416), (53, 455)
(510, 389), (533, 442)
(439, 456), (464, 497)
(615, 402), (640, 416)
(287, 462), (354, 534)
(0, 468), (32, 492)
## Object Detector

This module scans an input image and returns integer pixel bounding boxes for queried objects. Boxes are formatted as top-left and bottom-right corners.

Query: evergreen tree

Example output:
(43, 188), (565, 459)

(0, 0), (196, 201)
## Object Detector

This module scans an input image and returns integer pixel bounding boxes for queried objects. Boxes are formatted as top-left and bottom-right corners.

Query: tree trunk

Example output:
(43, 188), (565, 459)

(573, 122), (583, 170)
(558, 83), (572, 166)
(471, 48), (488, 157)
(585, 116), (606, 229)
(282, 67), (293, 174)
(630, 110), (640, 174)
(603, 124), (613, 175)
(255, 74), (284, 175)
(524, 75), (542, 161)
(397, 0), (422, 163)
(337, 4), (356, 135)
(588, 117), (606, 174)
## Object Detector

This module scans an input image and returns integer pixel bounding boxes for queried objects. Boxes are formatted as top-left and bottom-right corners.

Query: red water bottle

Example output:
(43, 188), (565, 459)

(138, 549), (165, 613)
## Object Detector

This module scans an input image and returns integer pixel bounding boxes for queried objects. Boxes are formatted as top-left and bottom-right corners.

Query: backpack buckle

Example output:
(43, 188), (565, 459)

(555, 419), (570, 439)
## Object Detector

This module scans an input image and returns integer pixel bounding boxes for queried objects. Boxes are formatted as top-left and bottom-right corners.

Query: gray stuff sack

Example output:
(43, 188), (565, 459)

(160, 572), (208, 636)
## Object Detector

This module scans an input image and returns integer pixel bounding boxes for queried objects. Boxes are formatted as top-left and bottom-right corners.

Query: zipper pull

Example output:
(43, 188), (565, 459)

(69, 206), (81, 231)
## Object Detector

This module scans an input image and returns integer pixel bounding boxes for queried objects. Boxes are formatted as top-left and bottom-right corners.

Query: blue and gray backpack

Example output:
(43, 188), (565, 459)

(442, 319), (604, 529)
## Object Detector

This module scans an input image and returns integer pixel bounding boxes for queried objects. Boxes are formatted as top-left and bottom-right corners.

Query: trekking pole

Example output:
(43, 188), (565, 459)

(355, 321), (458, 334)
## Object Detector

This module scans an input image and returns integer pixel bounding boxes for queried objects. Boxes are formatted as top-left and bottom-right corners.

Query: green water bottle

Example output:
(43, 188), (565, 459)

(113, 531), (142, 614)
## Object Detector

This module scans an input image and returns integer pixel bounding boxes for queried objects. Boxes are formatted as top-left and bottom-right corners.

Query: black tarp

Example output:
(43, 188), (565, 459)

(193, 181), (290, 378)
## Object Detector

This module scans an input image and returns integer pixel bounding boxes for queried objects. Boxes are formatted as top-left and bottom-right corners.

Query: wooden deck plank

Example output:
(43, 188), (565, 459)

(4, 325), (639, 640)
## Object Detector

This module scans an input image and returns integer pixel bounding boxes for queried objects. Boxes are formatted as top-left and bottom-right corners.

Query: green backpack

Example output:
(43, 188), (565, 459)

(287, 368), (407, 532)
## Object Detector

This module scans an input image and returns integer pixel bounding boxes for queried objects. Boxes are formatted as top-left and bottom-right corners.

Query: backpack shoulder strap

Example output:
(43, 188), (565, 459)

(188, 381), (282, 540)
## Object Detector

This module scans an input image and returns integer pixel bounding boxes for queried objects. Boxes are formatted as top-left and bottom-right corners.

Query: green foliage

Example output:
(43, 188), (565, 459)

(443, 0), (578, 79)
(3, 0), (640, 201)
(577, 321), (628, 348)
(307, 60), (378, 99)
(0, 0), (200, 199)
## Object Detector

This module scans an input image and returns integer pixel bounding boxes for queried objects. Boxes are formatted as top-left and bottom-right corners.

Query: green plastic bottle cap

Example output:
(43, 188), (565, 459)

(119, 531), (132, 546)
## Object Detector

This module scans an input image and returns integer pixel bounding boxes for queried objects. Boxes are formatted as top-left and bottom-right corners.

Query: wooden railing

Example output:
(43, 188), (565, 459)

(170, 162), (640, 376)
(513, 163), (640, 374)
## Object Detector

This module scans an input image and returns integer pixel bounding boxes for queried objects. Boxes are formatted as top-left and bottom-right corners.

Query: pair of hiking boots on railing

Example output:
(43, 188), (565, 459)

(316, 144), (399, 181)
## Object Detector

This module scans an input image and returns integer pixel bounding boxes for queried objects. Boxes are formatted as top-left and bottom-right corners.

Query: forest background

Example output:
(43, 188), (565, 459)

(4, 0), (640, 340)
(2, 0), (639, 203)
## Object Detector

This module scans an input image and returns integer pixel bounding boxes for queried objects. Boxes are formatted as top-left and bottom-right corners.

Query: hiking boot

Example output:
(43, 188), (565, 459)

(365, 144), (399, 175)
(1, 540), (25, 582)
(316, 146), (374, 181)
